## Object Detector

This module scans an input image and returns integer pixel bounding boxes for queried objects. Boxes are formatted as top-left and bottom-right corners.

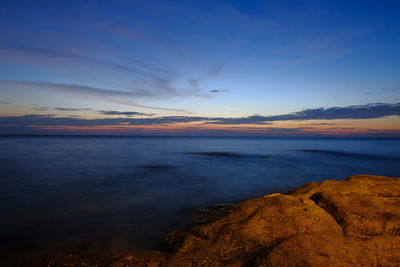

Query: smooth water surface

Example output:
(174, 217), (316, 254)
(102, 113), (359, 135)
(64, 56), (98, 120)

(1, 136), (399, 265)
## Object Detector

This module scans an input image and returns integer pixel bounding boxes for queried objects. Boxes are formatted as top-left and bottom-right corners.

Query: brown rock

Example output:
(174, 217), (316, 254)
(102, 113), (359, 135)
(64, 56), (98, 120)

(257, 233), (356, 267)
(310, 191), (400, 239)
(164, 194), (343, 266)
(24, 175), (400, 267)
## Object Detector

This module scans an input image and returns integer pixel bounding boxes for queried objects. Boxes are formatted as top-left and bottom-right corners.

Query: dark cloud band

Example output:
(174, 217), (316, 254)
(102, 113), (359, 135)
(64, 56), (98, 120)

(0, 103), (399, 129)
(208, 103), (400, 124)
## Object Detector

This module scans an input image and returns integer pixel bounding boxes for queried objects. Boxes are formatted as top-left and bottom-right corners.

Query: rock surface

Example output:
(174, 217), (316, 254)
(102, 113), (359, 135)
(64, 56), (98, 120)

(24, 175), (400, 266)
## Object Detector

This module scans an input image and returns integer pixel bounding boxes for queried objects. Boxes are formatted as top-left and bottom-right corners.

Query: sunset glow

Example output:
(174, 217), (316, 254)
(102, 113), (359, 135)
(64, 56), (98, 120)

(1, 1), (399, 136)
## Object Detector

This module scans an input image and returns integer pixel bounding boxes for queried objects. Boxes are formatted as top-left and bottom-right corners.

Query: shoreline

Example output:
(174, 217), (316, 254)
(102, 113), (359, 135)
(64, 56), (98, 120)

(23, 174), (400, 266)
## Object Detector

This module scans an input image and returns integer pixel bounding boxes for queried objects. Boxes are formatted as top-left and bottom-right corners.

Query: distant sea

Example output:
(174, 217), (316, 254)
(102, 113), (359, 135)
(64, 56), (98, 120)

(1, 136), (400, 265)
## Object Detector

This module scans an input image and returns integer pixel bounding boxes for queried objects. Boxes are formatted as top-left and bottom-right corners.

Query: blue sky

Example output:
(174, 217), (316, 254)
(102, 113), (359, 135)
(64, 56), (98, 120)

(0, 0), (399, 135)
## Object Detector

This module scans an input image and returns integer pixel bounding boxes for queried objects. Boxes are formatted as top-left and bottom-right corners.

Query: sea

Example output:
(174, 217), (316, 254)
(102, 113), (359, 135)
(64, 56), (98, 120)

(1, 136), (400, 265)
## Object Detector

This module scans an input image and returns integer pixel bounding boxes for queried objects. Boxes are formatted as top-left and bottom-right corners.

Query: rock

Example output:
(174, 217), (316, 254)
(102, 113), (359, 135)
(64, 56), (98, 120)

(310, 191), (400, 239)
(164, 194), (343, 266)
(24, 175), (400, 267)
(110, 251), (168, 267)
(256, 233), (356, 267)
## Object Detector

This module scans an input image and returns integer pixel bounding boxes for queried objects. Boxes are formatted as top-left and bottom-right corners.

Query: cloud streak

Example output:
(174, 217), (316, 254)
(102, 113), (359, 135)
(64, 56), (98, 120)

(27, 106), (155, 117)
(207, 103), (400, 124)
(54, 107), (92, 111)
(210, 89), (229, 93)
(0, 44), (221, 106)
(0, 80), (189, 113)
(98, 110), (154, 117)
(0, 114), (209, 127)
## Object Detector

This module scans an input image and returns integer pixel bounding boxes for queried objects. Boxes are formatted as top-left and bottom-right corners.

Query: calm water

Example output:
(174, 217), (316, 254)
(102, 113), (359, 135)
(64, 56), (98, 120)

(1, 136), (400, 265)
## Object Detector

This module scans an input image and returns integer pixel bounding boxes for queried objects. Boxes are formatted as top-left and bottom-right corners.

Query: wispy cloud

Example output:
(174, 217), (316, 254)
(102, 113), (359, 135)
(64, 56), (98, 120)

(210, 89), (229, 93)
(98, 110), (154, 117)
(308, 123), (337, 126)
(0, 80), (189, 112)
(27, 105), (156, 117)
(31, 106), (50, 111)
(0, 44), (221, 105)
(0, 44), (146, 74)
(54, 107), (93, 111)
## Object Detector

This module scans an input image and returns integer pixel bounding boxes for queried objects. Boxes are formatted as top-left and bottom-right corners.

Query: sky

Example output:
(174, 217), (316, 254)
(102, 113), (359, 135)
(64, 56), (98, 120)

(0, 0), (400, 136)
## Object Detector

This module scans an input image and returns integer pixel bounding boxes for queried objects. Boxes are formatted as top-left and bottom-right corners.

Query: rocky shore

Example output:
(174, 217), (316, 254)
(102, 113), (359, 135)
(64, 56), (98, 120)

(25, 175), (400, 266)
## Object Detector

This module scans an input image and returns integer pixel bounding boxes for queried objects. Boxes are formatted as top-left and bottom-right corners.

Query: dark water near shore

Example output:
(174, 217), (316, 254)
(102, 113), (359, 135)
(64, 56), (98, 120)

(1, 136), (400, 265)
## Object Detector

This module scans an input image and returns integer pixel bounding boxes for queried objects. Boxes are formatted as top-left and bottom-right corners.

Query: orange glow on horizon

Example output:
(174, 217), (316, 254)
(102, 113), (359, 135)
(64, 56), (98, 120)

(27, 116), (400, 136)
